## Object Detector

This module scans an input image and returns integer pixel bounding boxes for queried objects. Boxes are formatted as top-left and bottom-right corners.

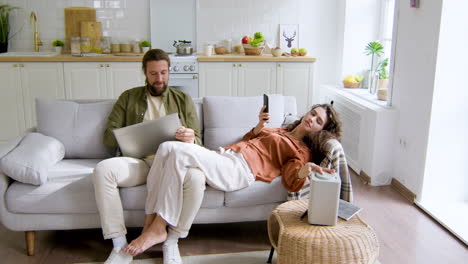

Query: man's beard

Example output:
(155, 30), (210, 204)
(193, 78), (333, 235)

(147, 79), (168, 96)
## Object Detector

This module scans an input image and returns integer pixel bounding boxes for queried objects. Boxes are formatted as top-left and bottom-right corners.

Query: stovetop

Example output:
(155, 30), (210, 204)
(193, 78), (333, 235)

(168, 53), (198, 73)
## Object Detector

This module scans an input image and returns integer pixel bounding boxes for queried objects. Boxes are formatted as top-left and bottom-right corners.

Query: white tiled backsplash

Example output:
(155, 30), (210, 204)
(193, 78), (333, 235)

(6, 0), (149, 51)
(6, 0), (319, 53)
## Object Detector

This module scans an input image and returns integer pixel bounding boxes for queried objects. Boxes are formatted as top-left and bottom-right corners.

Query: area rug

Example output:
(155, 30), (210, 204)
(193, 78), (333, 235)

(78, 250), (277, 264)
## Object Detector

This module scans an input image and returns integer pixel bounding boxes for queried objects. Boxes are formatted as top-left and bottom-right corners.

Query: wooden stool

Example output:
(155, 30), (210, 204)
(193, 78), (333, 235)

(268, 200), (379, 264)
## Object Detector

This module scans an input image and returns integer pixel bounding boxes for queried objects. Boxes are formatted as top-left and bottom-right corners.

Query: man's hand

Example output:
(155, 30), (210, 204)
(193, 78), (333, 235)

(175, 126), (195, 144)
(298, 162), (336, 179)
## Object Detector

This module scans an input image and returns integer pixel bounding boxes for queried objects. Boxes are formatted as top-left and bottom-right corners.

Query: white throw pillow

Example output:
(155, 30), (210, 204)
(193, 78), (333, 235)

(0, 133), (65, 185)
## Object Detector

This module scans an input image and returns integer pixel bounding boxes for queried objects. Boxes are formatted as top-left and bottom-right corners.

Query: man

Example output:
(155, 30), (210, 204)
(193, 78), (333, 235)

(92, 49), (205, 264)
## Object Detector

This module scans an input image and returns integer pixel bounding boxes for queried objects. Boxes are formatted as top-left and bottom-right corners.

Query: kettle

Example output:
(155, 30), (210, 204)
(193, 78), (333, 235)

(173, 40), (193, 55)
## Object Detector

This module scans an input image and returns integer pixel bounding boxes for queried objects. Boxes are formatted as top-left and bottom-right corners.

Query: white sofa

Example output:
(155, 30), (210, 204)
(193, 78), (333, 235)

(0, 95), (299, 255)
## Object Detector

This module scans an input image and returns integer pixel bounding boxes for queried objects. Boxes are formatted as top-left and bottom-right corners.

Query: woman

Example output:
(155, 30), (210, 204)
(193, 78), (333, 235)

(123, 104), (342, 263)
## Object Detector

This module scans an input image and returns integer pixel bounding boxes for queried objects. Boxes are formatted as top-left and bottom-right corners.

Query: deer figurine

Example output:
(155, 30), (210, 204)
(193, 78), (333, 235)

(283, 31), (296, 48)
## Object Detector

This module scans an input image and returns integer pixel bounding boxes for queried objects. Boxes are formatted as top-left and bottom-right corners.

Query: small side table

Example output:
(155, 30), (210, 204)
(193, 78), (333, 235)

(268, 199), (379, 264)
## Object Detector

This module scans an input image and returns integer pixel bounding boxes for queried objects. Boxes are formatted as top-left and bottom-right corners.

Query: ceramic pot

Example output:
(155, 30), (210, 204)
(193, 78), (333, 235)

(377, 88), (388, 101)
(271, 48), (282, 57)
(378, 79), (389, 89)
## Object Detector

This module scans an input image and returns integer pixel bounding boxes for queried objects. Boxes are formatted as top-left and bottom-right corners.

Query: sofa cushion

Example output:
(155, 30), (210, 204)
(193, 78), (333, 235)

(36, 99), (115, 159)
(0, 133), (65, 185)
(6, 159), (225, 214)
(202, 95), (285, 150)
(224, 177), (287, 207)
(6, 159), (101, 214)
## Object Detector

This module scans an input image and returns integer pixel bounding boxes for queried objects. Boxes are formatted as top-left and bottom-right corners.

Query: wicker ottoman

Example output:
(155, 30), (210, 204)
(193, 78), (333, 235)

(268, 200), (379, 264)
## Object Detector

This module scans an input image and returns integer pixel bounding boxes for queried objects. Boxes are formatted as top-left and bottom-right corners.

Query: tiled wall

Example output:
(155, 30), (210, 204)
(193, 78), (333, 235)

(197, 0), (308, 51)
(6, 0), (149, 51)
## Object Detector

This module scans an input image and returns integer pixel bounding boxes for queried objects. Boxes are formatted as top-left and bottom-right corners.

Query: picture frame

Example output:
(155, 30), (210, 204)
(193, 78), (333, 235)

(279, 24), (299, 52)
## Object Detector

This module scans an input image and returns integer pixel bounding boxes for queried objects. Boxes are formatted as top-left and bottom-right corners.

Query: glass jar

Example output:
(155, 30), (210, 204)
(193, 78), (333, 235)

(101, 37), (111, 54)
(80, 37), (91, 54)
(70, 36), (81, 56)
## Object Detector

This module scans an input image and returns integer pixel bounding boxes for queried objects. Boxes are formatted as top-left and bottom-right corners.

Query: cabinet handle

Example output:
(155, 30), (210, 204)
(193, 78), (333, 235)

(238, 64), (242, 67)
(19, 64), (24, 67)
(233, 64), (236, 67)
(106, 64), (110, 67)
(13, 64), (18, 67)
(99, 64), (104, 67)
(278, 64), (281, 67)
(193, 75), (198, 79)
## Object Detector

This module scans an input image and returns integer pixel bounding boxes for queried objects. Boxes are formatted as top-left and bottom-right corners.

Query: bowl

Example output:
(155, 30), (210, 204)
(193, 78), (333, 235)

(243, 44), (264, 56)
(343, 80), (361, 88)
(271, 48), (282, 57)
(214, 46), (227, 55)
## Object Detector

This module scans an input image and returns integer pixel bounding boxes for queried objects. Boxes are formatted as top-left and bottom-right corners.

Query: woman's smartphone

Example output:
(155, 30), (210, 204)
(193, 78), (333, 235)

(263, 94), (269, 120)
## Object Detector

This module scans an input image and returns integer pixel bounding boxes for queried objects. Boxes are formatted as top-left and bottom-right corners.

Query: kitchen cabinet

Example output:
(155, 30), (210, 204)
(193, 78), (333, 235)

(199, 61), (314, 114)
(0, 62), (65, 143)
(276, 62), (315, 115)
(64, 62), (145, 99)
(199, 62), (276, 97)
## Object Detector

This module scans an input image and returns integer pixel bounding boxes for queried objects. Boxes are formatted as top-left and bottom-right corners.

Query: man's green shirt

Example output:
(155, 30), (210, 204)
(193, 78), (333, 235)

(104, 86), (201, 148)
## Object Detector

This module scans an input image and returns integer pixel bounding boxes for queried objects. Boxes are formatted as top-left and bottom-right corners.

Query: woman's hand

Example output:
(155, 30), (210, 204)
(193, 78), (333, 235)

(253, 106), (270, 135)
(297, 162), (336, 179)
(175, 126), (195, 144)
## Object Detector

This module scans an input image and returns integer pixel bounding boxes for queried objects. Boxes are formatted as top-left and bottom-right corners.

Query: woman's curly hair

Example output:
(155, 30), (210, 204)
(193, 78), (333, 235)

(288, 104), (342, 164)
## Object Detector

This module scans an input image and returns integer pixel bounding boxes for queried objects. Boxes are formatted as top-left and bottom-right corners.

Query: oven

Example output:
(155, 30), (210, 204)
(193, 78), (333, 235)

(168, 54), (199, 99)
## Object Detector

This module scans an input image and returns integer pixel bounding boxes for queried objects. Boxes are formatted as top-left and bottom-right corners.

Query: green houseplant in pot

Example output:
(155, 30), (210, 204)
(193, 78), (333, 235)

(376, 58), (389, 100)
(52, 40), (64, 54)
(364, 41), (384, 94)
(0, 4), (19, 53)
(140, 40), (151, 53)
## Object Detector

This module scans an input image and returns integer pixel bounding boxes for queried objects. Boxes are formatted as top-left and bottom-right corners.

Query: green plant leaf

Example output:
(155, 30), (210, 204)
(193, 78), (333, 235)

(364, 41), (384, 57)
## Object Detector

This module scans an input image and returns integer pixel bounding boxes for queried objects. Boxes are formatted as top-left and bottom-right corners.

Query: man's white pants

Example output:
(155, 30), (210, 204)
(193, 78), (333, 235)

(145, 141), (255, 229)
(92, 155), (209, 239)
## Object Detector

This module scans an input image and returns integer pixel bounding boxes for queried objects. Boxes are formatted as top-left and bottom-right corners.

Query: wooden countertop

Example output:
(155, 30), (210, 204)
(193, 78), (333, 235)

(197, 54), (316, 62)
(0, 53), (316, 62)
(0, 54), (144, 62)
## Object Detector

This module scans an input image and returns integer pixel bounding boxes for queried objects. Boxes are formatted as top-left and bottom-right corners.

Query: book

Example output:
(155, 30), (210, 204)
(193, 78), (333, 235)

(338, 199), (362, 221)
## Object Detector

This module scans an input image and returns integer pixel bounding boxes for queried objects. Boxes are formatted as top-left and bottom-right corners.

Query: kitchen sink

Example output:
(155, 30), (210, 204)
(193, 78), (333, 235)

(0, 51), (58, 57)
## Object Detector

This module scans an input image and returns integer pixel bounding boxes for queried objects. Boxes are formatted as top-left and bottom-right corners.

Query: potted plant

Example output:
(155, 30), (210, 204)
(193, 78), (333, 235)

(364, 41), (384, 94)
(0, 4), (19, 53)
(376, 58), (389, 101)
(52, 40), (64, 54)
(140, 40), (151, 53)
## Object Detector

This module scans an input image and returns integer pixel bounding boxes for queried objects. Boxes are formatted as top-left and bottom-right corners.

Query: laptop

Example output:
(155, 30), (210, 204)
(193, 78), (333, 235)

(113, 113), (182, 159)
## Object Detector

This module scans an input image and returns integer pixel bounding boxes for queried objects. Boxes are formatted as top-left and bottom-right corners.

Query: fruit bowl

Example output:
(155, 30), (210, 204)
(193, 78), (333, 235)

(343, 80), (361, 88)
(243, 44), (264, 56)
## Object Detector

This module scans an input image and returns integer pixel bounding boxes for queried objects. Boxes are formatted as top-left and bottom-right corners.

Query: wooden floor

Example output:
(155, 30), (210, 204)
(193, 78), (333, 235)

(1, 171), (467, 264)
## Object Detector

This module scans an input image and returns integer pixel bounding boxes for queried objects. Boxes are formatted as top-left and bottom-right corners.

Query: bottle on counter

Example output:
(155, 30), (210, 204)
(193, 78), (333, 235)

(71, 36), (81, 56)
(80, 37), (91, 54)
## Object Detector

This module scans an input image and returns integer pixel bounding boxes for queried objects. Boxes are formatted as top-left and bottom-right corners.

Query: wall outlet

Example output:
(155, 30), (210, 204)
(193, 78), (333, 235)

(399, 137), (408, 149)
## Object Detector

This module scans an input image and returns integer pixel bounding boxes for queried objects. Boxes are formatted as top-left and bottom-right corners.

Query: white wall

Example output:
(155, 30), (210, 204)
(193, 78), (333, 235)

(6, 0), (149, 51)
(391, 0), (443, 196)
(422, 0), (468, 202)
(197, 0), (340, 104)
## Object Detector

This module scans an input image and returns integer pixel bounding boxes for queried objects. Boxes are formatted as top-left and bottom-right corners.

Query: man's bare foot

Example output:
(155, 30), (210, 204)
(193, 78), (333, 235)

(142, 214), (156, 233)
(123, 229), (167, 256)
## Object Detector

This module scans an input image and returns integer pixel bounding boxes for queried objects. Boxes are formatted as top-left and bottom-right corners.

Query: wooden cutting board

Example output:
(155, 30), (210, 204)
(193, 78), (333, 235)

(64, 7), (96, 51)
(81, 21), (102, 52)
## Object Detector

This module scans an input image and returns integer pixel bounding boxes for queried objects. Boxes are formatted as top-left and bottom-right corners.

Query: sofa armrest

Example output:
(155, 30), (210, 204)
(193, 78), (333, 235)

(0, 170), (13, 224)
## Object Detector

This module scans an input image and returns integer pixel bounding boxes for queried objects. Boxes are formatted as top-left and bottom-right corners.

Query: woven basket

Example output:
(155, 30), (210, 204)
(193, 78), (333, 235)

(268, 200), (379, 264)
(243, 44), (264, 56)
(343, 80), (361, 88)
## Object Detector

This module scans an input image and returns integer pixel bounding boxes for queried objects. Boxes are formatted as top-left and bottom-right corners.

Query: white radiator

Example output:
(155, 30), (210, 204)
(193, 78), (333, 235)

(321, 85), (397, 186)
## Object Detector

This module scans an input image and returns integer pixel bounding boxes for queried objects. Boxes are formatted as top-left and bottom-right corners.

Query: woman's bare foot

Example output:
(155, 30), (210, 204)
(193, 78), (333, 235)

(123, 215), (167, 256)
